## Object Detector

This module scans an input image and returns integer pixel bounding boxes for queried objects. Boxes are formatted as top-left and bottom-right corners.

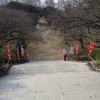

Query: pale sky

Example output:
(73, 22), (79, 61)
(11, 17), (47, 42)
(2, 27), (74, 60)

(41, 0), (58, 3)
(54, 0), (58, 3)
(10, 0), (58, 3)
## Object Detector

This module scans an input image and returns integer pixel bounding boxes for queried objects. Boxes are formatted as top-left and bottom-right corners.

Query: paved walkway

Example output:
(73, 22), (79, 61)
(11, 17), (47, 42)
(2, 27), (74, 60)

(0, 61), (100, 100)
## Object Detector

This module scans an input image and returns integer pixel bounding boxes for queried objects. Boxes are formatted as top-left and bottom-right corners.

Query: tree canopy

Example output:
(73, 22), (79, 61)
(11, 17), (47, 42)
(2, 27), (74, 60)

(0, 8), (33, 48)
(5, 1), (43, 16)
(44, 0), (100, 48)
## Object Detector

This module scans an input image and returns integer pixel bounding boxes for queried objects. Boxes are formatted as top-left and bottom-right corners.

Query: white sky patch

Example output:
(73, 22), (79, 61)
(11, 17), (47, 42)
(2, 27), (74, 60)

(41, 0), (58, 3)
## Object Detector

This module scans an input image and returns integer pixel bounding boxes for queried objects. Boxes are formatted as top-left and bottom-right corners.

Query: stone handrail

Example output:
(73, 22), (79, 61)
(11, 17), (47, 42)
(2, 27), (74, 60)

(0, 60), (12, 77)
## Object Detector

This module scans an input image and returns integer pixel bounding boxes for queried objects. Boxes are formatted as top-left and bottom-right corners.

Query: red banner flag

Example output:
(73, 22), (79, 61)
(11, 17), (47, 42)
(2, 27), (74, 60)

(16, 48), (20, 61)
(75, 44), (79, 57)
(6, 45), (11, 60)
(88, 42), (95, 57)
(23, 49), (27, 60)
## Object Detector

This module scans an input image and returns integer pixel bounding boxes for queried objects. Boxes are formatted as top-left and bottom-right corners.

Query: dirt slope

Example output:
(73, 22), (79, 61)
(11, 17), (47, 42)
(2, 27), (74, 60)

(28, 21), (64, 61)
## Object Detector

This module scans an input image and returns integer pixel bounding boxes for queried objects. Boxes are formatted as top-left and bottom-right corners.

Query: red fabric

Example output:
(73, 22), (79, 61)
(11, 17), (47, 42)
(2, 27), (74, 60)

(88, 42), (95, 56)
(66, 51), (69, 57)
(23, 49), (27, 60)
(64, 54), (66, 61)
(75, 44), (79, 57)
(7, 45), (11, 60)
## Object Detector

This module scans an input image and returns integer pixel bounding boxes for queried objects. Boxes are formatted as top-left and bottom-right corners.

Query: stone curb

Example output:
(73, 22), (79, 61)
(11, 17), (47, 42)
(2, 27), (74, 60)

(0, 64), (12, 77)
(87, 62), (100, 72)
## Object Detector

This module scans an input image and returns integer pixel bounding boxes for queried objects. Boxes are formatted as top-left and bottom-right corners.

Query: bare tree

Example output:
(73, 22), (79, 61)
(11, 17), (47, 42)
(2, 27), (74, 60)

(45, 0), (55, 7)
(47, 4), (100, 48)
(0, 8), (34, 48)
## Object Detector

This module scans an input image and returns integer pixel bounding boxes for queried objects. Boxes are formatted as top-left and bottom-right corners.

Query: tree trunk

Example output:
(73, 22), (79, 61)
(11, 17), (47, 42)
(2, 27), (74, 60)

(79, 34), (84, 49)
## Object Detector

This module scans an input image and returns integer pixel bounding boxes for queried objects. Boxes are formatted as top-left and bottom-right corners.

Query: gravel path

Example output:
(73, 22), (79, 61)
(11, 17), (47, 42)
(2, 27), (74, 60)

(0, 61), (100, 100)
